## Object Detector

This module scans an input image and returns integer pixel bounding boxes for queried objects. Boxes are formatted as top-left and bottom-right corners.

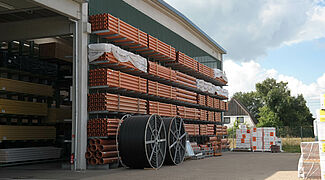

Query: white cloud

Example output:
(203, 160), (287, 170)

(165, 0), (325, 60)
(223, 59), (325, 117)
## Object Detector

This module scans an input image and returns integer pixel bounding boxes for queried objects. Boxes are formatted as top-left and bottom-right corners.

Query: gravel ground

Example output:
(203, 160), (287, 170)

(0, 152), (300, 180)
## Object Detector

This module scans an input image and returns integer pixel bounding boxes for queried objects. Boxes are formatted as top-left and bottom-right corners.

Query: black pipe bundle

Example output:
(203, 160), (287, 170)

(118, 114), (166, 169)
(162, 116), (186, 165)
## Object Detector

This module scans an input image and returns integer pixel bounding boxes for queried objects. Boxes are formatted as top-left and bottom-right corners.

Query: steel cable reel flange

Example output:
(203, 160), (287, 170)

(162, 116), (186, 165)
(118, 114), (167, 169)
(116, 114), (132, 167)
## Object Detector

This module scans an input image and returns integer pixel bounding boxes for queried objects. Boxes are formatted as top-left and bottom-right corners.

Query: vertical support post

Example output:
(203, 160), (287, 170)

(72, 2), (89, 171)
(300, 126), (303, 140)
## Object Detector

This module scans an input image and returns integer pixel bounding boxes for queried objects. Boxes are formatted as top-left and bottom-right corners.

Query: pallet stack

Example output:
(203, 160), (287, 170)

(89, 12), (230, 166)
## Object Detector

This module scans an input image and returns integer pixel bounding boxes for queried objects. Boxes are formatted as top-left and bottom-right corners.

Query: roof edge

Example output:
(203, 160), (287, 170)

(155, 0), (227, 54)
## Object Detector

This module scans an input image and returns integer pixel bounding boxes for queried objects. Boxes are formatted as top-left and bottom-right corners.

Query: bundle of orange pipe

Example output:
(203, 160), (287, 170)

(216, 125), (223, 136)
(176, 88), (197, 104)
(213, 98), (220, 109)
(207, 124), (215, 135)
(198, 63), (213, 78)
(148, 61), (176, 81)
(146, 35), (176, 62)
(176, 71), (197, 89)
(148, 81), (176, 99)
(197, 94), (206, 106)
(207, 111), (214, 122)
(177, 106), (200, 120)
(215, 112), (221, 122)
(87, 118), (119, 137)
(148, 101), (176, 117)
(88, 93), (146, 114)
(206, 96), (213, 108)
(89, 13), (148, 50)
(85, 138), (119, 165)
(184, 124), (199, 135)
(200, 124), (207, 135)
(89, 68), (147, 93)
(200, 109), (207, 121)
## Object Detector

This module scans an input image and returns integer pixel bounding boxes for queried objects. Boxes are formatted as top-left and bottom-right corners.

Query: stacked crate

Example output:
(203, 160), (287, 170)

(263, 127), (276, 151)
(236, 129), (251, 150)
(251, 127), (263, 151)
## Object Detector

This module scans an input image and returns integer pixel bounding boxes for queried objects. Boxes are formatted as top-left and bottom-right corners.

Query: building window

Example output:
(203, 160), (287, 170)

(224, 117), (230, 124)
(237, 117), (244, 123)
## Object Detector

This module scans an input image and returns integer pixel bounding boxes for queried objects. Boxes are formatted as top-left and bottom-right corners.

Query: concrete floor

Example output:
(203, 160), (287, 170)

(0, 152), (300, 180)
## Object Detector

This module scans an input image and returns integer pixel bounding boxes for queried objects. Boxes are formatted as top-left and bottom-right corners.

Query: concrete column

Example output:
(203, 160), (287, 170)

(72, 2), (89, 171)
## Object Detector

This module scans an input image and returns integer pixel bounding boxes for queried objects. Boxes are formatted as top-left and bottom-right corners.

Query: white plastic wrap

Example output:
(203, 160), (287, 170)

(213, 68), (228, 83)
(214, 68), (223, 78)
(298, 142), (321, 179)
(88, 43), (147, 73)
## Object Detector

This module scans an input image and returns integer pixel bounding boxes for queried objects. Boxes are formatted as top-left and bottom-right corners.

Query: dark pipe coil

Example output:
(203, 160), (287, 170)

(162, 116), (186, 165)
(118, 114), (166, 169)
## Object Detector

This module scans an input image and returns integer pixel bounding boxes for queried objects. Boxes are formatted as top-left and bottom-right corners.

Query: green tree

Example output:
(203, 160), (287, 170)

(233, 78), (314, 127)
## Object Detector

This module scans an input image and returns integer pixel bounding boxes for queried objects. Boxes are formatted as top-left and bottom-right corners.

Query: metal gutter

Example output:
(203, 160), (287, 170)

(156, 0), (227, 54)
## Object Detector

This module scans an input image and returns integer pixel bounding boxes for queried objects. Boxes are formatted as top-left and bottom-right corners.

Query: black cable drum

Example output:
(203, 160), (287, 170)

(118, 114), (167, 169)
(162, 116), (186, 165)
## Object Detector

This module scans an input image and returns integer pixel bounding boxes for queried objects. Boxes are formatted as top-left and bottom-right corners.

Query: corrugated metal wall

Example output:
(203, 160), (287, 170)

(89, 0), (222, 70)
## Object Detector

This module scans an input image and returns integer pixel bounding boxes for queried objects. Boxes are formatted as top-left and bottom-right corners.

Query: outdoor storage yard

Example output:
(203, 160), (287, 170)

(0, 152), (300, 180)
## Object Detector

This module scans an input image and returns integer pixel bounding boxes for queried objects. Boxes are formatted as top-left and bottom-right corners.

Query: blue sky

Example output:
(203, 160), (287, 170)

(260, 38), (325, 85)
(165, 0), (325, 117)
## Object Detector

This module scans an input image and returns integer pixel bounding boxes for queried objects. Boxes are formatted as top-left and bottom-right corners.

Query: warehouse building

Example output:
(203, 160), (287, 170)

(0, 0), (227, 171)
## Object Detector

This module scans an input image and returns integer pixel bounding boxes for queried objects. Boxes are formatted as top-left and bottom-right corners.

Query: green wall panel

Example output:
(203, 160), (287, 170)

(89, 0), (222, 70)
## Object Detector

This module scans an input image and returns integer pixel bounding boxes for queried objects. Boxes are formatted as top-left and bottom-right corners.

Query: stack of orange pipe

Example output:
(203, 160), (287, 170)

(222, 126), (228, 135)
(89, 13), (148, 51)
(215, 112), (221, 122)
(207, 124), (215, 135)
(88, 93), (146, 114)
(220, 101), (226, 111)
(207, 111), (214, 122)
(85, 138), (119, 165)
(184, 124), (199, 135)
(206, 96), (213, 108)
(177, 106), (200, 120)
(87, 118), (119, 137)
(92, 52), (141, 72)
(176, 71), (196, 89)
(173, 51), (198, 71)
(216, 125), (223, 136)
(213, 98), (220, 109)
(200, 110), (207, 121)
(148, 61), (176, 81)
(89, 68), (147, 93)
(176, 88), (197, 104)
(225, 101), (229, 111)
(145, 35), (176, 62)
(200, 124), (207, 135)
(197, 94), (206, 106)
(148, 101), (176, 117)
(148, 81), (176, 99)
(198, 63), (213, 78)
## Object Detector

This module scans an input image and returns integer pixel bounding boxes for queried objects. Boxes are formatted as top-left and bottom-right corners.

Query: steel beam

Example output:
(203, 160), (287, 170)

(0, 16), (73, 41)
(31, 0), (81, 20)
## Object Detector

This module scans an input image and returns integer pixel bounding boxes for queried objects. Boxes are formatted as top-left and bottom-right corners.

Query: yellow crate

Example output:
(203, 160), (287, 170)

(0, 78), (53, 97)
(0, 99), (48, 116)
(0, 125), (56, 140)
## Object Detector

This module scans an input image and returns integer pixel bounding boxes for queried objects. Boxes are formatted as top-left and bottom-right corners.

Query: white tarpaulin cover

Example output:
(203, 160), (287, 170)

(88, 43), (147, 73)
(196, 79), (228, 97)
(213, 68), (228, 83)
